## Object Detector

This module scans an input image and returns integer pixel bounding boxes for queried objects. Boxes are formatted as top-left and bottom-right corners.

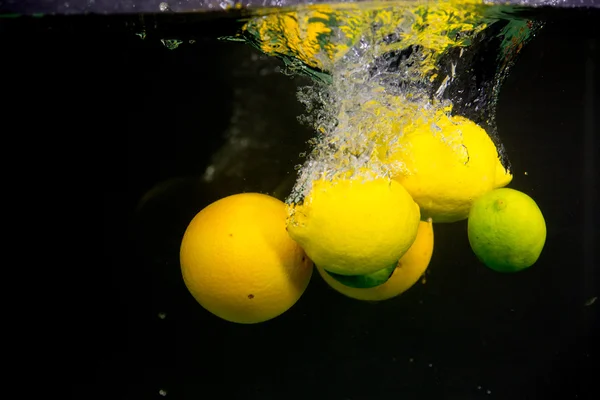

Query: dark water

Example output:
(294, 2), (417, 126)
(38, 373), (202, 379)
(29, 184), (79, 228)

(2, 7), (596, 400)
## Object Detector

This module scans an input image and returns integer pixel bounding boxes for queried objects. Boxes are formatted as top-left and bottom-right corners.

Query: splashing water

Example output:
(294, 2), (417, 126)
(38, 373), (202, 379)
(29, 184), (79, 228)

(224, 0), (539, 204)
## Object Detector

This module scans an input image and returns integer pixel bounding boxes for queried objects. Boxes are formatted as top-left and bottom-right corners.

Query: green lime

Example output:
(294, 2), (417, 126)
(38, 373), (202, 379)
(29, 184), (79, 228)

(321, 263), (397, 288)
(468, 188), (546, 273)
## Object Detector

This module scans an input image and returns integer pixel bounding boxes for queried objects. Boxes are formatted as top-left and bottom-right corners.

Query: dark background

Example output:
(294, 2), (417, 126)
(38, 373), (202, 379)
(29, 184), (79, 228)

(2, 7), (597, 400)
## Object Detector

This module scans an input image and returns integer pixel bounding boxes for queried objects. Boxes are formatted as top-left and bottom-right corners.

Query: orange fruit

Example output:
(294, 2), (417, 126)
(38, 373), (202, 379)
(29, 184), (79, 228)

(180, 193), (313, 324)
(317, 219), (434, 301)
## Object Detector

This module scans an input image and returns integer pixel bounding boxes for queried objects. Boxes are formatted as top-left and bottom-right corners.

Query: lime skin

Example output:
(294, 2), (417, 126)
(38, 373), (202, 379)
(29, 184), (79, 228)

(468, 188), (546, 273)
(321, 263), (397, 288)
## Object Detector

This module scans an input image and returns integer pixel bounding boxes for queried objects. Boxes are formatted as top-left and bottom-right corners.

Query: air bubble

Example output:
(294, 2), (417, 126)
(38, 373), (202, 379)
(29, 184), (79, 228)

(219, 0), (235, 10)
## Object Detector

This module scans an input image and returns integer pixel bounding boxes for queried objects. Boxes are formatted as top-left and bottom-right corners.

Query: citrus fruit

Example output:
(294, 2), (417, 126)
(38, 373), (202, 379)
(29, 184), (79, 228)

(323, 263), (397, 289)
(180, 193), (313, 324)
(286, 173), (421, 276)
(380, 113), (512, 223)
(468, 188), (546, 273)
(317, 219), (434, 301)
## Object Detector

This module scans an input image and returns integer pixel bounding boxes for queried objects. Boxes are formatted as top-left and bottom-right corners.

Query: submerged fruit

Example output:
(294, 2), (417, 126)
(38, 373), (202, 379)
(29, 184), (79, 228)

(322, 264), (397, 289)
(317, 219), (434, 301)
(180, 193), (313, 324)
(468, 188), (546, 273)
(286, 173), (421, 276)
(380, 114), (512, 223)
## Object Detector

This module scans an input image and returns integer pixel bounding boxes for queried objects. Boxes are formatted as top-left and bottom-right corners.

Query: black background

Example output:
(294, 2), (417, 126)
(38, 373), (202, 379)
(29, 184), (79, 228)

(2, 7), (597, 400)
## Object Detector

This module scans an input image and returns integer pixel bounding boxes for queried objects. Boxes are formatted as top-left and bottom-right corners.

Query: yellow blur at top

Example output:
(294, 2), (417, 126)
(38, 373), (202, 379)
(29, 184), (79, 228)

(180, 193), (313, 324)
(380, 114), (512, 223)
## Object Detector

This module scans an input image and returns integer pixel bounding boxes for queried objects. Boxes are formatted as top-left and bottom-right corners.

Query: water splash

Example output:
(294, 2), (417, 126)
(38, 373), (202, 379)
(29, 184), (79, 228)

(223, 0), (539, 204)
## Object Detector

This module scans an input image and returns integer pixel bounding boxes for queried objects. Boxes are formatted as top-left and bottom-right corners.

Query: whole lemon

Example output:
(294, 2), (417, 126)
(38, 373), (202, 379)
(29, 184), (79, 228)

(180, 193), (313, 324)
(286, 174), (420, 276)
(468, 188), (546, 273)
(317, 219), (434, 301)
(381, 114), (512, 223)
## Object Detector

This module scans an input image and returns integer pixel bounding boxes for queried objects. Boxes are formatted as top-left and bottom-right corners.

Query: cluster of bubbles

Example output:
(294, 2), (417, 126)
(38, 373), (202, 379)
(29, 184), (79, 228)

(286, 3), (479, 205)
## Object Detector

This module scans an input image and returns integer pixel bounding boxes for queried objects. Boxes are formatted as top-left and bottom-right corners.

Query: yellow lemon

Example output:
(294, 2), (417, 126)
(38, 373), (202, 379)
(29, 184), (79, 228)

(286, 174), (420, 276)
(468, 188), (546, 273)
(381, 114), (512, 223)
(180, 193), (313, 324)
(317, 219), (434, 301)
